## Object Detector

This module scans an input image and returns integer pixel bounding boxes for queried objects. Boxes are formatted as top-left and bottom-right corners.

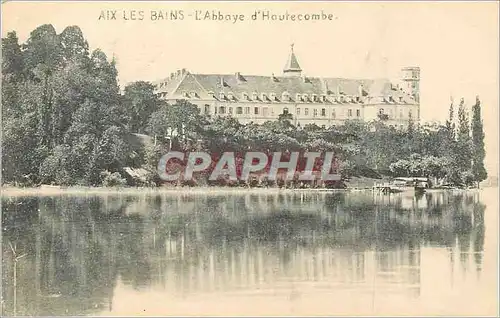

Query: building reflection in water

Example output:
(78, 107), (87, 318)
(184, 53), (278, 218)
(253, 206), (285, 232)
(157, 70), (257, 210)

(1, 190), (486, 316)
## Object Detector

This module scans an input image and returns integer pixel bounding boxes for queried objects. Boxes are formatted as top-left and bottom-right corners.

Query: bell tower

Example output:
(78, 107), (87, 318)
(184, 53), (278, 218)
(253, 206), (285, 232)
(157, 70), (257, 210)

(400, 66), (420, 103)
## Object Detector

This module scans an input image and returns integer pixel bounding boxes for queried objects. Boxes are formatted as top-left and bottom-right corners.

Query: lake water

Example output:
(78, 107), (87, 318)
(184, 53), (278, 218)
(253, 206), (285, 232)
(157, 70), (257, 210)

(2, 189), (498, 316)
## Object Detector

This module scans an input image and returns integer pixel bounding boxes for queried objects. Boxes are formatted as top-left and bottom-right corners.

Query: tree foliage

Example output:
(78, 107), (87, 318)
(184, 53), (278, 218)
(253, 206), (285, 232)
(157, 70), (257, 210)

(1, 24), (489, 188)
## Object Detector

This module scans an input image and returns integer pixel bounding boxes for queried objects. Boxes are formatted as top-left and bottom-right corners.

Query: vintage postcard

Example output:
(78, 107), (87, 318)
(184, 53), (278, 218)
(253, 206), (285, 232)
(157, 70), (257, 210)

(1, 1), (499, 316)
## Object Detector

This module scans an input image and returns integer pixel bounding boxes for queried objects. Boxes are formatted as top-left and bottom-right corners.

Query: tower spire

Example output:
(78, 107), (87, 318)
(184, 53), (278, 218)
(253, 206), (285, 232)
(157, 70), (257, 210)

(283, 43), (302, 77)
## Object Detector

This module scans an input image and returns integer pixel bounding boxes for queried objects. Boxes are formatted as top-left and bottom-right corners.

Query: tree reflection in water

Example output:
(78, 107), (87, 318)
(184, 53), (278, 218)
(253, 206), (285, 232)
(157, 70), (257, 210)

(2, 191), (486, 316)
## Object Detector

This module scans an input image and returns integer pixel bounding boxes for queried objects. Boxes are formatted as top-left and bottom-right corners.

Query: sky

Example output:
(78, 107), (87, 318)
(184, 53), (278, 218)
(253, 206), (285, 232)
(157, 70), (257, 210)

(2, 1), (499, 175)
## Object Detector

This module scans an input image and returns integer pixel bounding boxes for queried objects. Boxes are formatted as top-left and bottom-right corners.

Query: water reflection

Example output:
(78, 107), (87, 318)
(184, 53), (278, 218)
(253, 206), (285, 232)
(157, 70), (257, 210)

(1, 190), (490, 316)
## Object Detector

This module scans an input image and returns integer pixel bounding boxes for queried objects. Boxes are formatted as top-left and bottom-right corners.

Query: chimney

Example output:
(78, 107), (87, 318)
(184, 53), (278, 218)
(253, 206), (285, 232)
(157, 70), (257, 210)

(170, 73), (175, 79)
(176, 70), (181, 76)
(181, 68), (186, 76)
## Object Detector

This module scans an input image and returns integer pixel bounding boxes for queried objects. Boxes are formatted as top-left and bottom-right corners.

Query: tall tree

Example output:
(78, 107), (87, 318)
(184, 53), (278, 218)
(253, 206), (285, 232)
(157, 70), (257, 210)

(471, 96), (487, 186)
(445, 96), (456, 140)
(1, 31), (24, 79)
(456, 98), (472, 172)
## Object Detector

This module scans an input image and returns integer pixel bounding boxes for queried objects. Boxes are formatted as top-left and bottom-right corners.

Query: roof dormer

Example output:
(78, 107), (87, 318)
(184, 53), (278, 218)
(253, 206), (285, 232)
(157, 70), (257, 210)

(282, 91), (290, 101)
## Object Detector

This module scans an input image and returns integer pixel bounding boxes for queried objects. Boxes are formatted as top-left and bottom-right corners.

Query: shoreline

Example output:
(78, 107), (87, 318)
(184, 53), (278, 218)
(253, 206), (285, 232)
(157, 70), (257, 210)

(1, 185), (354, 197)
(0, 185), (483, 197)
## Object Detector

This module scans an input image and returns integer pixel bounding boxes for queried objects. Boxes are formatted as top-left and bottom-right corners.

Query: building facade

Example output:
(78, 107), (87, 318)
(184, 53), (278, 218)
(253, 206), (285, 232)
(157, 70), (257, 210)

(154, 46), (420, 129)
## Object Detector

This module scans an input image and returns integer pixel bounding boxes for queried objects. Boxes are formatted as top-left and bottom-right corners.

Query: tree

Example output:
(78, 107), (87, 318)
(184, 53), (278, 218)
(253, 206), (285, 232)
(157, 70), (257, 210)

(123, 81), (162, 133)
(470, 96), (487, 186)
(456, 98), (472, 171)
(59, 26), (90, 66)
(445, 97), (456, 140)
(23, 24), (62, 76)
(1, 31), (24, 79)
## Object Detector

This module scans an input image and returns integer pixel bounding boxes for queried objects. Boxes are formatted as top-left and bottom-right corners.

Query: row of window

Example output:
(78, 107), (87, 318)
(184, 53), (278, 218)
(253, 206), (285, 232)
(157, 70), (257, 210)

(204, 105), (366, 118)
(379, 108), (413, 119)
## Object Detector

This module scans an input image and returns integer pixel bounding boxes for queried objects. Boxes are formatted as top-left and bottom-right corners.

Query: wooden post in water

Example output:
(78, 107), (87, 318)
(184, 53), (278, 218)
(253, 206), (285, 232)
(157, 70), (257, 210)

(9, 242), (27, 317)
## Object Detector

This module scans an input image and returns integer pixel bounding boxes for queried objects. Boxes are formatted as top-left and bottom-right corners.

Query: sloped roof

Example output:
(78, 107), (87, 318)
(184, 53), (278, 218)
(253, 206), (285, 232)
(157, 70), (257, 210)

(154, 72), (417, 105)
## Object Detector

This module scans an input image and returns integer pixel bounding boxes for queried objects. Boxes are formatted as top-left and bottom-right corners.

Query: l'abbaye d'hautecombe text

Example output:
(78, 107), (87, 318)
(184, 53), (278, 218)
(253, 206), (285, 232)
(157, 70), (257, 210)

(98, 10), (337, 23)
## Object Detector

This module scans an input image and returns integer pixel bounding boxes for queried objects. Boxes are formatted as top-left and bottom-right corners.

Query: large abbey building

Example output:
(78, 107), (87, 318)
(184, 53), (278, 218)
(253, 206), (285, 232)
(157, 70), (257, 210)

(153, 45), (420, 129)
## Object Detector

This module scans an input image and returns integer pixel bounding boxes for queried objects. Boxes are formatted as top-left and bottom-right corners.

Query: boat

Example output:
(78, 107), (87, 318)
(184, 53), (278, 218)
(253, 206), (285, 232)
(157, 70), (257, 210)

(373, 177), (429, 195)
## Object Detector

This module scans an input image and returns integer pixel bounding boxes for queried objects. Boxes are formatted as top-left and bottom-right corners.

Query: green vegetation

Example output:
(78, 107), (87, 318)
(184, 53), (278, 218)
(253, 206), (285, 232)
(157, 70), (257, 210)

(1, 25), (488, 188)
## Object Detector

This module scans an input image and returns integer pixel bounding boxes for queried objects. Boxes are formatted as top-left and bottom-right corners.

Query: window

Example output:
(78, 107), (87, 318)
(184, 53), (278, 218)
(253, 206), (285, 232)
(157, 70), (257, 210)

(283, 107), (289, 115)
(332, 110), (336, 119)
(321, 125), (326, 129)
(356, 109), (360, 117)
(400, 110), (404, 118)
(204, 104), (210, 114)
(408, 110), (412, 118)
(305, 108), (309, 116)
(399, 96), (403, 103)
(313, 109), (318, 117)
(263, 107), (268, 116)
(302, 94), (308, 102)
(245, 107), (250, 114)
(254, 107), (259, 115)
(321, 94), (327, 102)
(219, 106), (225, 114)
(379, 108), (384, 115)
(348, 109), (353, 117)
(296, 93), (302, 102)
(269, 93), (276, 101)
(228, 107), (233, 114)
(227, 92), (234, 100)
(356, 96), (360, 103)
(252, 92), (258, 100)
(236, 107), (243, 115)
(297, 108), (301, 115)
(321, 108), (326, 116)
(219, 92), (225, 100)
(242, 92), (249, 100)
(312, 94), (317, 102)
(261, 93), (267, 101)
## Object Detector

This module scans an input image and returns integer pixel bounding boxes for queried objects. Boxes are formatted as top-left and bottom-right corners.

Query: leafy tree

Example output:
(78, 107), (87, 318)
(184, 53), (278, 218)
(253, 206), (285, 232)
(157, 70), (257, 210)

(123, 81), (162, 133)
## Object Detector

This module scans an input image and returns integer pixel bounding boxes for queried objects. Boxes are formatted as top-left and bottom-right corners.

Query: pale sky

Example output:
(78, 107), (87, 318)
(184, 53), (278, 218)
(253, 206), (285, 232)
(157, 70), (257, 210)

(2, 1), (499, 175)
